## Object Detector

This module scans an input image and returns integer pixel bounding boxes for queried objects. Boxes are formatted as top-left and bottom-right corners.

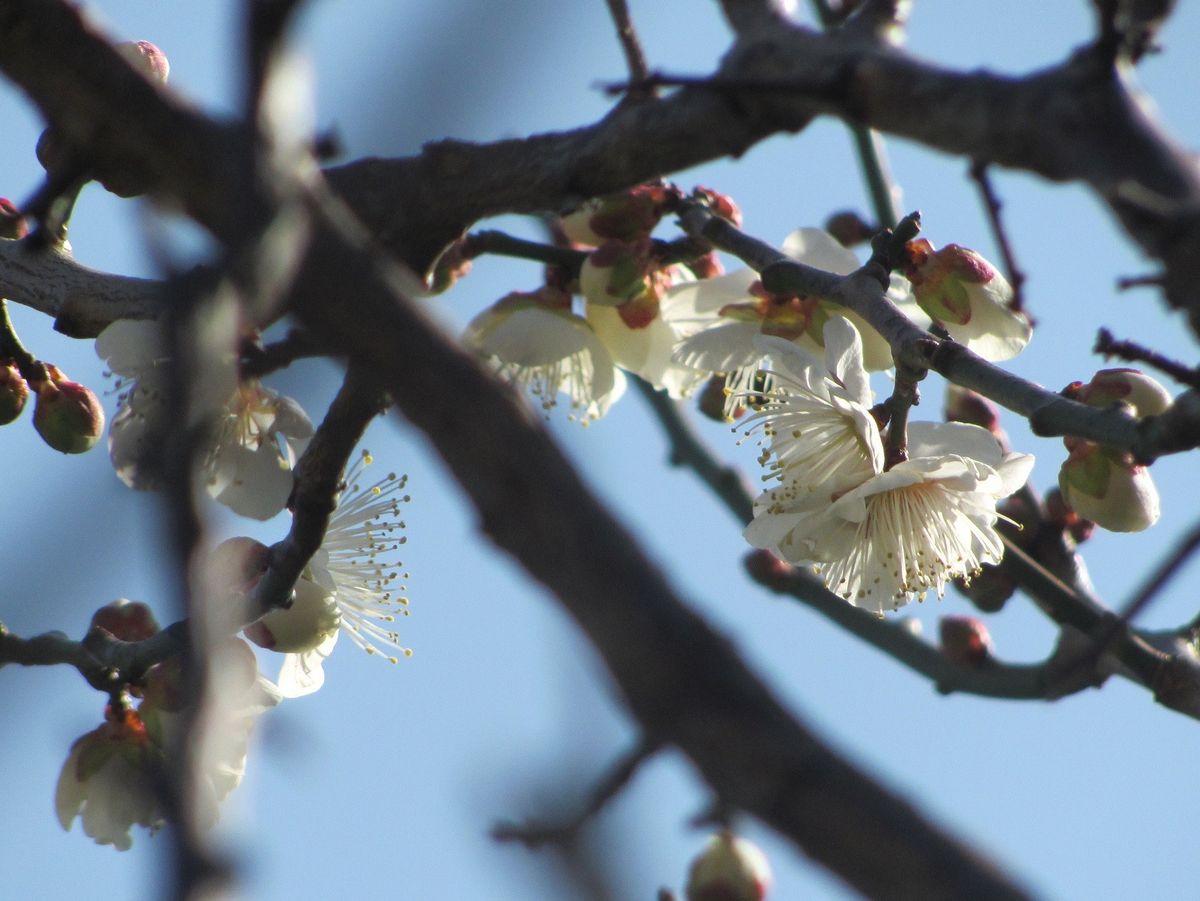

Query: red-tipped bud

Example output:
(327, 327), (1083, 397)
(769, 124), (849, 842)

(0, 198), (27, 239)
(1058, 441), (1159, 533)
(32, 365), (105, 454)
(939, 615), (994, 667)
(90, 599), (160, 642)
(692, 186), (742, 227)
(117, 41), (170, 84)
(824, 210), (874, 247)
(742, 549), (793, 590)
(687, 251), (725, 280)
(0, 361), (29, 424)
(560, 184), (671, 245)
(426, 238), (472, 295)
(686, 832), (772, 901)
(957, 565), (1015, 613)
(1075, 368), (1172, 418)
(944, 385), (1008, 449)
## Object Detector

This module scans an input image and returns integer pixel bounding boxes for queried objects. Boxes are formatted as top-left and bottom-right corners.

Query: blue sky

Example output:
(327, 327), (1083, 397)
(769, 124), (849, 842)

(2, 2), (1200, 898)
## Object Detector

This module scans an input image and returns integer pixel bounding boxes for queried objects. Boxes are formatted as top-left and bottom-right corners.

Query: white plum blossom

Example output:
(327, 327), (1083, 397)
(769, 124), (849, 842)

(55, 707), (161, 851)
(464, 287), (625, 423)
(96, 318), (313, 520)
(671, 228), (921, 388)
(735, 317), (884, 495)
(746, 420), (1033, 614)
(245, 450), (413, 697)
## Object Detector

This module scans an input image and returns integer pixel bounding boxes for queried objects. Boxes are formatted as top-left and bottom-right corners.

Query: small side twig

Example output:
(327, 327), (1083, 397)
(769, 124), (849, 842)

(969, 161), (1028, 314)
(1094, 327), (1200, 390)
(462, 230), (587, 273)
(492, 738), (660, 848)
(604, 0), (653, 100)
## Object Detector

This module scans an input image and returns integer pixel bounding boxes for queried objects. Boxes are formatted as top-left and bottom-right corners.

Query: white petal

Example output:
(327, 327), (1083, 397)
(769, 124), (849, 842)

(275, 633), (338, 698)
(209, 442), (294, 520)
(674, 321), (764, 372)
(781, 228), (860, 274)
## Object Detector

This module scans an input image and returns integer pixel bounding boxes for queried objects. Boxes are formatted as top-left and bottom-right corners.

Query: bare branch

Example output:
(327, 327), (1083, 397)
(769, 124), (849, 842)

(0, 240), (162, 336)
(969, 162), (1028, 315)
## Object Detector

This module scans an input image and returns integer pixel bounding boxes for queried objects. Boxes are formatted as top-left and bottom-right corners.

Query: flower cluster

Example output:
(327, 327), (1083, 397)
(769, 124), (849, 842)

(96, 318), (313, 520)
(462, 186), (1032, 428)
(740, 317), (1033, 614)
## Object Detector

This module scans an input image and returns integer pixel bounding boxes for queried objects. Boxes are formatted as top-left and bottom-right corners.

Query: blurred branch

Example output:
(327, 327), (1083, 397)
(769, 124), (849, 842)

(492, 737), (660, 848)
(239, 328), (325, 378)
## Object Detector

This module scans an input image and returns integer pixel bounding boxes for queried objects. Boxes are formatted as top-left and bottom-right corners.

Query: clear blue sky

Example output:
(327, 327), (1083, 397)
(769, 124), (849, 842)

(3, 2), (1200, 898)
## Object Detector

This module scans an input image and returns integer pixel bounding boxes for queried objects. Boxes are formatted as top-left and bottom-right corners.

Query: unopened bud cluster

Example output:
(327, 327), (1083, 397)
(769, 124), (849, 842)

(1058, 368), (1170, 533)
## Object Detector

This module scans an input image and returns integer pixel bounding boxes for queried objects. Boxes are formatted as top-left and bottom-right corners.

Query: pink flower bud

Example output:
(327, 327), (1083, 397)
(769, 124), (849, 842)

(1058, 441), (1159, 532)
(579, 239), (666, 328)
(426, 238), (472, 294)
(904, 239), (997, 326)
(1076, 368), (1172, 418)
(1043, 487), (1095, 544)
(686, 832), (772, 901)
(90, 599), (160, 642)
(117, 41), (170, 84)
(560, 184), (670, 245)
(939, 615), (994, 667)
(823, 210), (874, 247)
(688, 251), (725, 280)
(0, 197), (27, 240)
(957, 565), (1015, 613)
(944, 384), (1007, 445)
(0, 361), (29, 425)
(32, 365), (105, 454)
(692, 186), (742, 227)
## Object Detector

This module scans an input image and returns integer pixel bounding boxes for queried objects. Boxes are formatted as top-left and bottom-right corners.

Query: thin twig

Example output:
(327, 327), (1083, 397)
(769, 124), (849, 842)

(1094, 327), (1200, 390)
(492, 738), (660, 847)
(239, 328), (325, 378)
(604, 0), (652, 98)
(463, 230), (587, 272)
(969, 161), (1028, 314)
(630, 376), (754, 524)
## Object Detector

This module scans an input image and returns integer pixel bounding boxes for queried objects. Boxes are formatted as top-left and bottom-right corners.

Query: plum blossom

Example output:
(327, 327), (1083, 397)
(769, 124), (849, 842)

(55, 706), (161, 851)
(464, 286), (625, 424)
(55, 640), (277, 851)
(746, 420), (1033, 614)
(96, 318), (313, 519)
(671, 228), (919, 386)
(734, 317), (883, 495)
(244, 450), (413, 697)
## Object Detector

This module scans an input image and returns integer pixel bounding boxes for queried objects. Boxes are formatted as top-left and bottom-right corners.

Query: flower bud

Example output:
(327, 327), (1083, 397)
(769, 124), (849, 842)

(0, 361), (29, 424)
(956, 565), (1015, 613)
(1043, 487), (1095, 544)
(692, 186), (742, 227)
(0, 197), (27, 239)
(579, 239), (665, 328)
(244, 575), (339, 654)
(1075, 368), (1172, 418)
(90, 599), (160, 642)
(824, 210), (874, 247)
(688, 251), (725, 280)
(939, 615), (994, 667)
(117, 41), (170, 84)
(903, 239), (1031, 362)
(1058, 440), (1159, 532)
(560, 184), (670, 245)
(944, 384), (1008, 448)
(426, 237), (472, 294)
(685, 832), (772, 901)
(32, 365), (105, 454)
